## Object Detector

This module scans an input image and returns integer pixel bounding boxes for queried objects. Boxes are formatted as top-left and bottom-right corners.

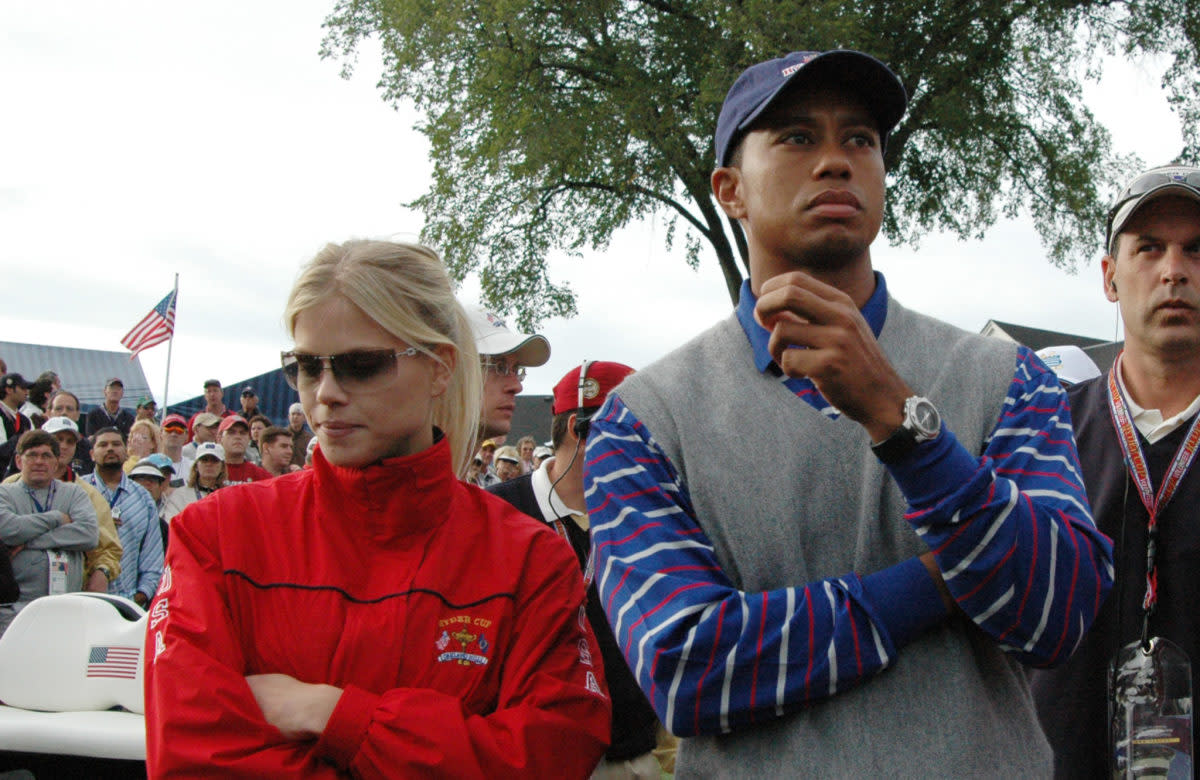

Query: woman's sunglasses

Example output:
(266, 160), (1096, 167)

(280, 348), (419, 391)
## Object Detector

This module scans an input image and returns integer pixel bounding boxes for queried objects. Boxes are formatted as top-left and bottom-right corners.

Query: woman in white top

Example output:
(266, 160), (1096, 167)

(161, 442), (227, 524)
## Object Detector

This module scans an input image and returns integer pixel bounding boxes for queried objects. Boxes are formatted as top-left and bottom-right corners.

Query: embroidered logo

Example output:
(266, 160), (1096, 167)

(586, 671), (604, 696)
(780, 54), (815, 76)
(436, 614), (494, 666)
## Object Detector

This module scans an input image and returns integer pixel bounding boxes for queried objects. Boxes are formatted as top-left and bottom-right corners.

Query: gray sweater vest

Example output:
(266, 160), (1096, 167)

(616, 297), (1052, 778)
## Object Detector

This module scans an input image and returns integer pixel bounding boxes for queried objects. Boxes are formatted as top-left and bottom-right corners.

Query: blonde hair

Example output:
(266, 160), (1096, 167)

(283, 240), (481, 474)
(129, 419), (162, 455)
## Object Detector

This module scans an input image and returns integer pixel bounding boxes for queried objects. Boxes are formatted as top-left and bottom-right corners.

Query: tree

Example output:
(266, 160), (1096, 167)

(321, 0), (1199, 327)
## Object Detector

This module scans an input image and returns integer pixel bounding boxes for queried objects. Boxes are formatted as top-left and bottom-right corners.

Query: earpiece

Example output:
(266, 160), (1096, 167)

(573, 360), (593, 440)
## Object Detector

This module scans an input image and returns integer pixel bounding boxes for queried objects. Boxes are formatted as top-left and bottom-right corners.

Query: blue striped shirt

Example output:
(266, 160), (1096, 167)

(583, 278), (1114, 737)
(82, 472), (164, 601)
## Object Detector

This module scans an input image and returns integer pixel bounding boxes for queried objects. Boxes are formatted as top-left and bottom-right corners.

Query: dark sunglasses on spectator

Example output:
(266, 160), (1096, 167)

(1107, 168), (1200, 254)
(281, 348), (419, 391)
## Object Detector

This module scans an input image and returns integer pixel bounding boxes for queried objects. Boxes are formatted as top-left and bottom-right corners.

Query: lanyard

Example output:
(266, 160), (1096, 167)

(550, 516), (596, 590)
(24, 482), (56, 513)
(1106, 353), (1200, 644)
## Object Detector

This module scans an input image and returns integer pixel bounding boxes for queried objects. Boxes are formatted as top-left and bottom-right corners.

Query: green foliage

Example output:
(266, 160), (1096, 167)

(322, 0), (1198, 326)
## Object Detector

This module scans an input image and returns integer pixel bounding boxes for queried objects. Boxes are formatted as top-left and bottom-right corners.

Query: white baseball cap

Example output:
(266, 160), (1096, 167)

(194, 442), (226, 462)
(41, 416), (80, 439)
(465, 305), (550, 366)
(1036, 345), (1102, 386)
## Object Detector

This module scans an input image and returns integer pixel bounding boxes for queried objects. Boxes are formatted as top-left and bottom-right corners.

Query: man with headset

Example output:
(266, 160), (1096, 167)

(489, 361), (661, 779)
(1032, 164), (1200, 776)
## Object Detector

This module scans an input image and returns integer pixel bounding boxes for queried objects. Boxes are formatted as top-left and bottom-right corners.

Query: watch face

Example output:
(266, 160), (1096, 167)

(909, 398), (941, 439)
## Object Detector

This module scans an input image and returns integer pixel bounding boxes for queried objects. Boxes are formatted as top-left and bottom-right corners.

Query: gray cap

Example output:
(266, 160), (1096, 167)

(1107, 165), (1200, 255)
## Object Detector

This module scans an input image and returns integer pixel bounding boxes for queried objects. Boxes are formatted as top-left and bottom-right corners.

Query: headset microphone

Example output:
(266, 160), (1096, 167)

(573, 359), (593, 440)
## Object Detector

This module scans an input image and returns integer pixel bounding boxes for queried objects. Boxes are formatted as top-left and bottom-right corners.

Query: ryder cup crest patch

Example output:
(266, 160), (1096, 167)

(435, 614), (493, 666)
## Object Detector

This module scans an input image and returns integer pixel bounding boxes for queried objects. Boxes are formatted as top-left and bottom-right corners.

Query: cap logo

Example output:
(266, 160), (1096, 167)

(485, 312), (507, 329)
(780, 54), (815, 76)
(581, 377), (601, 401)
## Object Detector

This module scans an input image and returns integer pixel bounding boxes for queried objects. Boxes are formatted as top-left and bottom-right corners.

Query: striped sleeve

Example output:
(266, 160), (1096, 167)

(888, 346), (1114, 667)
(583, 394), (948, 737)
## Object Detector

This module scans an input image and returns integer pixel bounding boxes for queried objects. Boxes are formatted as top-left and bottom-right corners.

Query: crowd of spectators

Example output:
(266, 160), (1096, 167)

(0, 368), (317, 636)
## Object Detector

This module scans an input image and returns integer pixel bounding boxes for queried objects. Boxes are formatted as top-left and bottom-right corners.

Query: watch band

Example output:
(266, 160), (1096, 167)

(871, 396), (941, 464)
(871, 426), (921, 464)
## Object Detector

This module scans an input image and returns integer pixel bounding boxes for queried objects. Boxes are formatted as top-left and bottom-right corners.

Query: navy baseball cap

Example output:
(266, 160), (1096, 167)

(714, 50), (907, 167)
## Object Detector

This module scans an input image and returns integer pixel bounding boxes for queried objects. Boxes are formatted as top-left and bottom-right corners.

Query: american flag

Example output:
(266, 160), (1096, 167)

(120, 289), (177, 358)
(86, 645), (140, 679)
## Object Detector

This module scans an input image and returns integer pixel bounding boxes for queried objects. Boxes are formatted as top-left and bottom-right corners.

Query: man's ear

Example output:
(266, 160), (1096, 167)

(1102, 255), (1119, 303)
(711, 166), (747, 220)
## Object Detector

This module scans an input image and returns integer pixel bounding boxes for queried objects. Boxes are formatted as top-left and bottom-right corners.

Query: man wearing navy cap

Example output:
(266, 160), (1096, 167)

(238, 386), (260, 420)
(582, 50), (1113, 775)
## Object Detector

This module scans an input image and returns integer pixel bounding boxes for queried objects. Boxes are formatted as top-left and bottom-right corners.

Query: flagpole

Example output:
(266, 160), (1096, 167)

(159, 273), (179, 423)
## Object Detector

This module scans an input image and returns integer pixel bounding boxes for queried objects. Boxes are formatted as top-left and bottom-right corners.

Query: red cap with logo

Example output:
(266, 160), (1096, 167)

(552, 361), (635, 416)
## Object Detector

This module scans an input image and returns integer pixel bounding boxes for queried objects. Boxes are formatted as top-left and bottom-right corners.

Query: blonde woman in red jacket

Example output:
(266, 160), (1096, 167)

(145, 240), (610, 778)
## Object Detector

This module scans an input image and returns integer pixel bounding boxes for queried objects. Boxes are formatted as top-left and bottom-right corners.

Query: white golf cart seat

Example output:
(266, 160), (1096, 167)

(0, 594), (146, 761)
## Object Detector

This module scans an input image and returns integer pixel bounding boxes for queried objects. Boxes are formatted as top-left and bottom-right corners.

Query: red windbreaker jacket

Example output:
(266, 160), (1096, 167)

(144, 438), (610, 777)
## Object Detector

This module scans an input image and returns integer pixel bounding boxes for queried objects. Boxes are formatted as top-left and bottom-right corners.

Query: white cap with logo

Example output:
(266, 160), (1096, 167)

(464, 306), (550, 366)
(41, 417), (80, 439)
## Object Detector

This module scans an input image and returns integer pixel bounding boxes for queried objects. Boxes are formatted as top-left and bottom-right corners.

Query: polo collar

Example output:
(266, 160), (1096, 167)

(736, 271), (890, 374)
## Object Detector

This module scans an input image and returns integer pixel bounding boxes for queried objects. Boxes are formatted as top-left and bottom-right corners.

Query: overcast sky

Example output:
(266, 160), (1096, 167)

(0, 2), (1186, 401)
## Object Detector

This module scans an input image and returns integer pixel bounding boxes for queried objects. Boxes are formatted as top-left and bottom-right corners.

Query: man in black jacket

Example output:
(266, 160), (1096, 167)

(489, 360), (663, 778)
(0, 374), (33, 477)
(1032, 165), (1200, 777)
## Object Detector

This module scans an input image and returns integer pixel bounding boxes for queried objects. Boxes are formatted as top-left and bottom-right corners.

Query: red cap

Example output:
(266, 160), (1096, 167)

(161, 414), (188, 430)
(217, 415), (249, 435)
(552, 361), (635, 415)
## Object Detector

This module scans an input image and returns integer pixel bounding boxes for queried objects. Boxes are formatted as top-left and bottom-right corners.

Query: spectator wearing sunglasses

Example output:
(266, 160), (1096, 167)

(465, 305), (550, 445)
(1032, 164), (1200, 777)
(145, 240), (610, 777)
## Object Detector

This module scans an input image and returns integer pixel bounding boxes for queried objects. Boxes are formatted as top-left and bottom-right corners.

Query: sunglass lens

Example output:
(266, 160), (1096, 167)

(336, 350), (395, 385)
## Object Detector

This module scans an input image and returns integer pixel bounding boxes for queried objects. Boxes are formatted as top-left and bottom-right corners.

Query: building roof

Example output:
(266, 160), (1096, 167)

(167, 366), (297, 427)
(980, 320), (1110, 351)
(0, 340), (152, 408)
(979, 321), (1122, 375)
